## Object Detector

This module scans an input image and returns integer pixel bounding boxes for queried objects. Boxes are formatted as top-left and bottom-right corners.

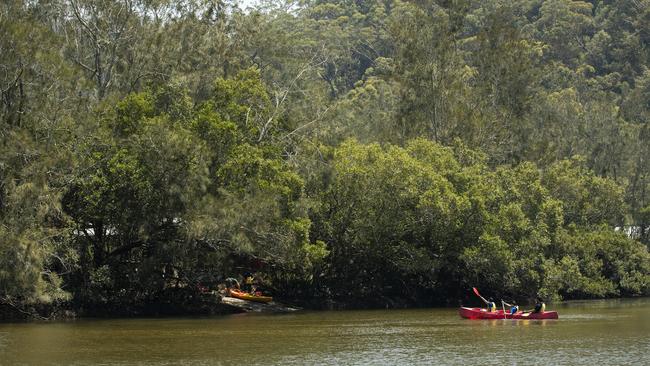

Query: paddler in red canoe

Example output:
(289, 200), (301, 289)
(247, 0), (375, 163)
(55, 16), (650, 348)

(502, 300), (519, 315)
(475, 292), (497, 312)
(527, 297), (546, 314)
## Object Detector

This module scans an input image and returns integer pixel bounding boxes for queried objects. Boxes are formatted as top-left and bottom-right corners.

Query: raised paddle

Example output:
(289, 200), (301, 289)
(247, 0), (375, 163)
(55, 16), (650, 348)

(472, 287), (491, 307)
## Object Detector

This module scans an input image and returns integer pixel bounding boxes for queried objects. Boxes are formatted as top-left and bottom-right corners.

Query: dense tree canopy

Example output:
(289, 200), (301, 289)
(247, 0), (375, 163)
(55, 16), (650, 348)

(1, 0), (649, 317)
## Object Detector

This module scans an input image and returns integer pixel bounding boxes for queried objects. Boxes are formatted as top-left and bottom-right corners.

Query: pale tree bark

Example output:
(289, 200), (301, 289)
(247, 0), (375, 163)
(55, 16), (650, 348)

(68, 0), (136, 100)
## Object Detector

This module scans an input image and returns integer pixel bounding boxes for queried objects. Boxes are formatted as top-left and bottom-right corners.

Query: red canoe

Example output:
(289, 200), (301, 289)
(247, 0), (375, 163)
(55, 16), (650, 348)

(459, 307), (559, 320)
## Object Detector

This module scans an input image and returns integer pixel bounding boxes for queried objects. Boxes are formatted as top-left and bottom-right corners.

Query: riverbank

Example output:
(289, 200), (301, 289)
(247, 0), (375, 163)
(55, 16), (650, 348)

(1, 291), (234, 322)
(4, 293), (648, 323)
(1, 290), (303, 322)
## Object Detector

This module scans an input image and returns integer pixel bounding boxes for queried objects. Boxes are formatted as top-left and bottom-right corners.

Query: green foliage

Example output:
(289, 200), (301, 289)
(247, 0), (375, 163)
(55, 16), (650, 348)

(212, 68), (273, 140)
(312, 140), (460, 303)
(543, 158), (626, 227)
(531, 0), (595, 67)
(461, 234), (514, 292)
(2, 0), (649, 316)
(0, 1), (79, 312)
(541, 228), (650, 299)
(115, 93), (155, 135)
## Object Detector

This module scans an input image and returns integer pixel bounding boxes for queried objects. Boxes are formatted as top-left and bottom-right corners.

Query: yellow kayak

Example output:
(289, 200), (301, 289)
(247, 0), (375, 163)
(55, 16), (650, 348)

(228, 289), (273, 303)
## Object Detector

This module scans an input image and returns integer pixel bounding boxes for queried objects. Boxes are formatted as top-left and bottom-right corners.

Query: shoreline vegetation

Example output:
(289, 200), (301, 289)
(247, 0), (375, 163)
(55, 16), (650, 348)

(1, 0), (649, 321)
(1, 292), (647, 322)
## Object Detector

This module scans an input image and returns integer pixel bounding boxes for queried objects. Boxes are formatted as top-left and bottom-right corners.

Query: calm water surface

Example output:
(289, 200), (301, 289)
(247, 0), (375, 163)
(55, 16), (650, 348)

(1, 298), (649, 365)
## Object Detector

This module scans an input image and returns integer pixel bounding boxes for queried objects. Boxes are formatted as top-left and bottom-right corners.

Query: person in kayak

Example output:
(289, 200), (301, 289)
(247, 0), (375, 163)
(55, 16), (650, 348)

(532, 297), (546, 313)
(242, 272), (254, 293)
(524, 297), (546, 314)
(503, 300), (519, 315)
(474, 290), (497, 312)
(486, 297), (497, 312)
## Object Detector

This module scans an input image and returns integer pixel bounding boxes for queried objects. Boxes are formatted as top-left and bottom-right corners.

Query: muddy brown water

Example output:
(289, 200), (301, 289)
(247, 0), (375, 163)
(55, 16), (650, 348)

(1, 298), (648, 365)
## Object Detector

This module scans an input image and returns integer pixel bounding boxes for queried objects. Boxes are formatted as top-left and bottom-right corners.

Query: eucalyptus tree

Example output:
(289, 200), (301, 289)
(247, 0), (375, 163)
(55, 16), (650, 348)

(63, 0), (142, 100)
(389, 0), (471, 143)
(462, 4), (544, 163)
(621, 69), (650, 245)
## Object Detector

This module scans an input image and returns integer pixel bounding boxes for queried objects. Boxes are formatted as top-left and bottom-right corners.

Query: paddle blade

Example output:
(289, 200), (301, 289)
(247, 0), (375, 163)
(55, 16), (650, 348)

(472, 287), (481, 298)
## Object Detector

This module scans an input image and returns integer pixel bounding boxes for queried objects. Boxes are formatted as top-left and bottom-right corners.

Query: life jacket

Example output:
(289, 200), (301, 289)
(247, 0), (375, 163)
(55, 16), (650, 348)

(487, 302), (496, 312)
(510, 305), (518, 315)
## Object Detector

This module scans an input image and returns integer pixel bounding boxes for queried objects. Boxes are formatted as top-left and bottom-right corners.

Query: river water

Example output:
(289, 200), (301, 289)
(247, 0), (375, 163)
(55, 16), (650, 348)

(1, 298), (648, 365)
